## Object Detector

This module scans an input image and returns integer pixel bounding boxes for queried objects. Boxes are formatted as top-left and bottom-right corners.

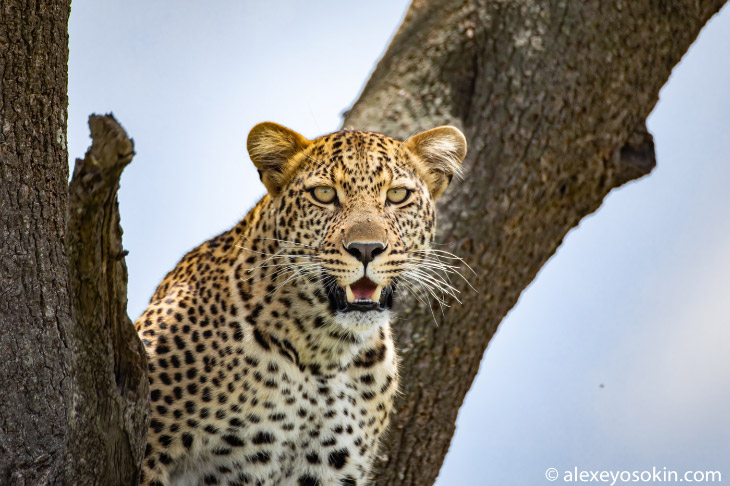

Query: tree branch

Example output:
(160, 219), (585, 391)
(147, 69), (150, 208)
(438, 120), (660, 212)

(65, 114), (149, 485)
(344, 1), (726, 484)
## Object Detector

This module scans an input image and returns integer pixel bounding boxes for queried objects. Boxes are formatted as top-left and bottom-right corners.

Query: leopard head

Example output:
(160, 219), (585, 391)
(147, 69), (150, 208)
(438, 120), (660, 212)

(247, 122), (466, 333)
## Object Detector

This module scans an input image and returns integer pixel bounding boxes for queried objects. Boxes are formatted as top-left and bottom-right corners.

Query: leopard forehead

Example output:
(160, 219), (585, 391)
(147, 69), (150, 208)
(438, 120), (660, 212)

(292, 130), (424, 194)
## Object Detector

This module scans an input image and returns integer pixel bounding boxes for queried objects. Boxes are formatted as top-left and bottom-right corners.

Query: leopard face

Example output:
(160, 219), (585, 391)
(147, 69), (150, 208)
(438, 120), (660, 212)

(248, 123), (466, 336)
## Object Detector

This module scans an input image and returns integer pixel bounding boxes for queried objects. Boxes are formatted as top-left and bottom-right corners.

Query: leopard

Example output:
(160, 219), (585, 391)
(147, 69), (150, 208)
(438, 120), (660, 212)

(135, 121), (467, 486)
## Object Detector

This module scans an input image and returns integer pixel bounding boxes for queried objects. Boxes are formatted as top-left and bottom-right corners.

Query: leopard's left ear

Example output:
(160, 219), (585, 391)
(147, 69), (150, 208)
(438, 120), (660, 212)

(247, 122), (311, 196)
(404, 126), (467, 199)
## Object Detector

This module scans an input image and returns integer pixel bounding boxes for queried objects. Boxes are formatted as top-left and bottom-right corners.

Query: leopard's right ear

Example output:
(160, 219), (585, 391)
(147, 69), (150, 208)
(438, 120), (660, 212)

(247, 122), (311, 196)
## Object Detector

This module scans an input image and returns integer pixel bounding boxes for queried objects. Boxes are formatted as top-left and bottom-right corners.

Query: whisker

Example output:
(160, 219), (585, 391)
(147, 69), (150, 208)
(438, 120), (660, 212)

(403, 258), (462, 282)
(242, 260), (321, 283)
(402, 266), (457, 304)
(409, 248), (477, 276)
(398, 276), (442, 324)
(235, 245), (318, 259)
(404, 268), (461, 297)
(406, 250), (478, 292)
(398, 278), (432, 308)
(254, 237), (320, 251)
(267, 263), (321, 283)
(269, 264), (323, 296)
(404, 275), (453, 308)
(245, 259), (321, 274)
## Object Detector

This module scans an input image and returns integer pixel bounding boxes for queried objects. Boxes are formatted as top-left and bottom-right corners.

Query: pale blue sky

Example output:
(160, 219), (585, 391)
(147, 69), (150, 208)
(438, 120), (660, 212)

(68, 2), (730, 484)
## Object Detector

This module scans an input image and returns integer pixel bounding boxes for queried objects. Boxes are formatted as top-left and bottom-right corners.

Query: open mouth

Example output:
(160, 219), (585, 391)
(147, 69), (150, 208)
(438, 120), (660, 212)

(329, 277), (394, 313)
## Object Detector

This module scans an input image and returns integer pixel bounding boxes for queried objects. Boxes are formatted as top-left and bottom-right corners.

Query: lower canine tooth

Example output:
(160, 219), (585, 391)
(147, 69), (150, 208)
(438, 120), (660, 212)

(345, 285), (355, 303)
(372, 285), (383, 303)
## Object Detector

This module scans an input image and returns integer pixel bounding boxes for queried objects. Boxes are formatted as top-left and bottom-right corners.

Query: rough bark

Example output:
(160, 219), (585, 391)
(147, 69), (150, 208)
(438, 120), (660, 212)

(343, 1), (726, 484)
(65, 115), (149, 485)
(0, 3), (146, 484)
(0, 0), (72, 484)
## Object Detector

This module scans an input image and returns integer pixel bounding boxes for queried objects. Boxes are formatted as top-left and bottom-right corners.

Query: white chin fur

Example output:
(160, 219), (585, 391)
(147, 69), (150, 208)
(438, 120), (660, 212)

(335, 309), (391, 336)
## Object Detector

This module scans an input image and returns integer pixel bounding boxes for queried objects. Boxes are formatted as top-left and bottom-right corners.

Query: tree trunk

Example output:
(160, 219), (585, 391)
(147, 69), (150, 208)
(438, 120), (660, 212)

(1, 2), (146, 484)
(0, 1), (726, 485)
(0, 0), (72, 484)
(343, 1), (726, 484)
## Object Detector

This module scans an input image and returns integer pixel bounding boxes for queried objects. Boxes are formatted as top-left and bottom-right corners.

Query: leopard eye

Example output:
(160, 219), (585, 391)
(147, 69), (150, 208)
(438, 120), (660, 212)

(386, 187), (411, 205)
(311, 186), (337, 204)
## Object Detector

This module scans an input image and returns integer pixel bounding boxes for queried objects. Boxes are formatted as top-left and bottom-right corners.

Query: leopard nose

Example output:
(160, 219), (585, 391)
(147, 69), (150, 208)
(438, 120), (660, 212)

(344, 241), (387, 265)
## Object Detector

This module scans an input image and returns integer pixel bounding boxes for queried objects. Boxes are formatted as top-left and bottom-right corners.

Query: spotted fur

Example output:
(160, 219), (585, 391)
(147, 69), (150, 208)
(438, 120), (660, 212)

(135, 122), (467, 486)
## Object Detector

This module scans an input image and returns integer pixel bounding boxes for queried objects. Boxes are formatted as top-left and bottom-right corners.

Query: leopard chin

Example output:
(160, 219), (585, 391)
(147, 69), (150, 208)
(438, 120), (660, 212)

(334, 308), (392, 335)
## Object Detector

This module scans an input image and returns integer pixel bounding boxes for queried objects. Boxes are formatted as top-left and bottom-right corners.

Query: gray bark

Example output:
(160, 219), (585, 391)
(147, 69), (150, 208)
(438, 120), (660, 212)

(0, 3), (146, 484)
(343, 1), (726, 484)
(0, 0), (72, 483)
(65, 115), (149, 485)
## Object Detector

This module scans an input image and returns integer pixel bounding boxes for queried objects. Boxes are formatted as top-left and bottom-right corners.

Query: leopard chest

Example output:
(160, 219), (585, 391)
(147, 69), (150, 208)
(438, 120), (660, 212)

(169, 350), (396, 486)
